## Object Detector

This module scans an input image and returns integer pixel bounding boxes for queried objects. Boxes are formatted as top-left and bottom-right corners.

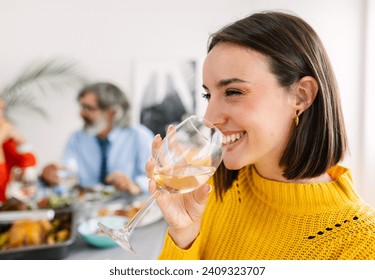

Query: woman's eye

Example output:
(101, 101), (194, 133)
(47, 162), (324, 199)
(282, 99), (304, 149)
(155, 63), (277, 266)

(202, 93), (211, 100)
(225, 89), (242, 96)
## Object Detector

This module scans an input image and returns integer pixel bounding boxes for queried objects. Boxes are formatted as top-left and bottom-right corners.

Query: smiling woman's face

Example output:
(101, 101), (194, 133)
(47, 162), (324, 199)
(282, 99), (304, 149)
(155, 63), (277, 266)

(202, 43), (296, 173)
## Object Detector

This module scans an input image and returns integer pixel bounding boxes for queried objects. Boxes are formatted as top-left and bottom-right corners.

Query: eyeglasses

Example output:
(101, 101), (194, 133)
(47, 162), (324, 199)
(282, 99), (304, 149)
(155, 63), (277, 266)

(79, 103), (101, 113)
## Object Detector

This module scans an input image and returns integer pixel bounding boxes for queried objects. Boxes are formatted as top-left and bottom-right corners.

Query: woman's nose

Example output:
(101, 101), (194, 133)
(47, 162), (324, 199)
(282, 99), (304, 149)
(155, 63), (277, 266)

(204, 100), (225, 128)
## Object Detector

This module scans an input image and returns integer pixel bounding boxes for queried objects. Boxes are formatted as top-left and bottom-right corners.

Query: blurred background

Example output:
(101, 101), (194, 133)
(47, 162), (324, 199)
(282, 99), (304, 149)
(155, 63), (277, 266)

(0, 0), (374, 207)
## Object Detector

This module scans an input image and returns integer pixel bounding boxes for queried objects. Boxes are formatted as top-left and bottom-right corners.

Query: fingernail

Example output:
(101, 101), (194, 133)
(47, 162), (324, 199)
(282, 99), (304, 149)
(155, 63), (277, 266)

(147, 156), (153, 162)
(207, 184), (213, 193)
(153, 134), (161, 140)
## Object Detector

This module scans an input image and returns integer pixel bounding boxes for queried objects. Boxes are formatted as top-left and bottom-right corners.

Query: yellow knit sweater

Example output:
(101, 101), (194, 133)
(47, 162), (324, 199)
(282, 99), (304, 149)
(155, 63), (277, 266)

(158, 165), (375, 260)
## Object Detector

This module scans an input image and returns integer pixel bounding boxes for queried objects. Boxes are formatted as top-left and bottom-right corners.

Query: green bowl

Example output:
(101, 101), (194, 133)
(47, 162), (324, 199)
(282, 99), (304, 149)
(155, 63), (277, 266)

(77, 216), (127, 248)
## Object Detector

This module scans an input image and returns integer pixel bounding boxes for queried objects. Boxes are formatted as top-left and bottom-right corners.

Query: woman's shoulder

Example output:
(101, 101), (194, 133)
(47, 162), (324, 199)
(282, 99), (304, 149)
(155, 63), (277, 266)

(338, 203), (375, 235)
(337, 204), (375, 259)
(356, 203), (375, 229)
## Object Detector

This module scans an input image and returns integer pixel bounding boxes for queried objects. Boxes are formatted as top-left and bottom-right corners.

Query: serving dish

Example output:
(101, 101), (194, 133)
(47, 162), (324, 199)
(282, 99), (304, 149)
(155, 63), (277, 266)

(0, 206), (76, 260)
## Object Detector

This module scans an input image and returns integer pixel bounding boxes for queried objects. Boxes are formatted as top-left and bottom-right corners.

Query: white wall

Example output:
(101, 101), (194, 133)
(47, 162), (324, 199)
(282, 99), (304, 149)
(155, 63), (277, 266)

(1, 0), (373, 206)
(363, 0), (375, 207)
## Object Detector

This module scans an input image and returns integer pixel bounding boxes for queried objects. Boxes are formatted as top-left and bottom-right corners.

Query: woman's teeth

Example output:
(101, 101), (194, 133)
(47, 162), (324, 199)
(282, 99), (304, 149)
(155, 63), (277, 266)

(222, 132), (245, 145)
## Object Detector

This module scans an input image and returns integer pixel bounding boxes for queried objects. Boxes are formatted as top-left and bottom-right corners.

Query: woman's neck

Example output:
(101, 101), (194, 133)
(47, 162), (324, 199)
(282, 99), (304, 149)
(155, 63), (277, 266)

(253, 163), (332, 184)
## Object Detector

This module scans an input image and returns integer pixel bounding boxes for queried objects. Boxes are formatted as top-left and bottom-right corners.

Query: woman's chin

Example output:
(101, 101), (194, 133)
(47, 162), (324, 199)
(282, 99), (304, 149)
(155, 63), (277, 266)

(223, 158), (247, 171)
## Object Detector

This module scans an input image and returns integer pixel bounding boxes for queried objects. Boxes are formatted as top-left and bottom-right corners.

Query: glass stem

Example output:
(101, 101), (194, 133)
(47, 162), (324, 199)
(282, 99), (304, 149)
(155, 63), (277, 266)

(125, 189), (161, 235)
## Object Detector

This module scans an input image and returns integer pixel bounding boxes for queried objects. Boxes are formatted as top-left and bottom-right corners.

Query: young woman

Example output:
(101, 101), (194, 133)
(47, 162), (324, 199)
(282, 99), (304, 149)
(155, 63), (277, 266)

(146, 11), (375, 259)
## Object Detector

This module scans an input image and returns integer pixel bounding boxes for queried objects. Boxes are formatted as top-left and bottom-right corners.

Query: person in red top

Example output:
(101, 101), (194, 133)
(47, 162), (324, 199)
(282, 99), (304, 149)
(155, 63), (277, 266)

(0, 98), (37, 201)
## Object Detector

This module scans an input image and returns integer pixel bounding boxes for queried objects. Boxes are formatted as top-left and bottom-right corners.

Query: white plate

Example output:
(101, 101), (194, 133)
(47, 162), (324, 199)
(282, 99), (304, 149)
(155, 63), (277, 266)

(98, 200), (163, 227)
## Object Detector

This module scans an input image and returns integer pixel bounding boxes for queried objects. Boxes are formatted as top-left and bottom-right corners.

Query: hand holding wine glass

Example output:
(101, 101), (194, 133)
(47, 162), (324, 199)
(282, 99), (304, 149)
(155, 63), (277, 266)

(98, 115), (225, 253)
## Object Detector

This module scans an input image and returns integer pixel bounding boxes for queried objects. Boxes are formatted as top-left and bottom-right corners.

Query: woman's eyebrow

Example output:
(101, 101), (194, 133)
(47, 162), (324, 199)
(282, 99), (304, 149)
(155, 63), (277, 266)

(217, 78), (251, 87)
(202, 78), (252, 90)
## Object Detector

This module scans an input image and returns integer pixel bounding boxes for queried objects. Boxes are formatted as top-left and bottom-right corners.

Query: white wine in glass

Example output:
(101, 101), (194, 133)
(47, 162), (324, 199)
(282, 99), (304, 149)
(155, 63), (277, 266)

(154, 165), (217, 194)
(98, 115), (225, 253)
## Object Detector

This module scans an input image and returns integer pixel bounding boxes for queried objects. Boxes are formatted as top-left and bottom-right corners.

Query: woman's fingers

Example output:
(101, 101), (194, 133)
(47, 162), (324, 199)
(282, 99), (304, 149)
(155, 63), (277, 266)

(148, 178), (158, 195)
(193, 184), (212, 205)
(151, 134), (162, 157)
(145, 157), (156, 178)
(187, 184), (212, 219)
(166, 124), (174, 134)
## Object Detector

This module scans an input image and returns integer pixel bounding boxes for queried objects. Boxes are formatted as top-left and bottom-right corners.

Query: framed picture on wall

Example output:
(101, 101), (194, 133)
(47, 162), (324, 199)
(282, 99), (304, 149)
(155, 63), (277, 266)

(133, 59), (198, 137)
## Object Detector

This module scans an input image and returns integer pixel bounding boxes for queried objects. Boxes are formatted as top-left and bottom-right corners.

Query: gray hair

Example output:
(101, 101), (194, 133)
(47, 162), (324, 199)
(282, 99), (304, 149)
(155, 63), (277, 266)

(77, 82), (131, 127)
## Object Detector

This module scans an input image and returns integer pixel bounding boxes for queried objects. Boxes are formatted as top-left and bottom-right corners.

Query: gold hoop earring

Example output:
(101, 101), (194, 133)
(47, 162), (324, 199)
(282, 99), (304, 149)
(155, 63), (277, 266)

(295, 111), (300, 127)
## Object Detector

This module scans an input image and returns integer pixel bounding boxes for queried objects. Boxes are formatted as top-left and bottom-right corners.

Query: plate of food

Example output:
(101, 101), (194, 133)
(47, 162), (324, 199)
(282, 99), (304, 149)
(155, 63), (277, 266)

(97, 198), (163, 227)
(73, 184), (119, 204)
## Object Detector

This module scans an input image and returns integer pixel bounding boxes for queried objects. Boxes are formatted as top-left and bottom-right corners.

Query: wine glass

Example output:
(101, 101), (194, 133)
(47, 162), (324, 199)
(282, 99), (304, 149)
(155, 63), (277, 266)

(6, 167), (39, 207)
(57, 158), (78, 197)
(98, 115), (225, 253)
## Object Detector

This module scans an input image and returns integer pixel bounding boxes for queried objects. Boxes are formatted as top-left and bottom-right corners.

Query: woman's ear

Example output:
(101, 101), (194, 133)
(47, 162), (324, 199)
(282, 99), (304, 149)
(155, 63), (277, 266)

(291, 76), (318, 113)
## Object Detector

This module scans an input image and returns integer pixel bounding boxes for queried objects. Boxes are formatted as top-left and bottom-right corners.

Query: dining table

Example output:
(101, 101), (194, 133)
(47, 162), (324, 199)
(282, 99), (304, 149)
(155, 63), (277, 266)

(1, 183), (169, 260)
(65, 190), (168, 260)
(66, 217), (168, 260)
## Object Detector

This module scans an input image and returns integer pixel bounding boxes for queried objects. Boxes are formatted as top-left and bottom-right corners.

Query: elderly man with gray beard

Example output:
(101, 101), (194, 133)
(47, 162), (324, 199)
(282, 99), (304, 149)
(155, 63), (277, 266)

(40, 82), (154, 195)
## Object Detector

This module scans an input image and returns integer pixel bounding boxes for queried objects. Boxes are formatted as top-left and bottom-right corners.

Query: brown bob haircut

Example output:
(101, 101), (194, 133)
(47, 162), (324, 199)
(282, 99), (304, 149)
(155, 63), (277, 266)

(208, 11), (348, 198)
